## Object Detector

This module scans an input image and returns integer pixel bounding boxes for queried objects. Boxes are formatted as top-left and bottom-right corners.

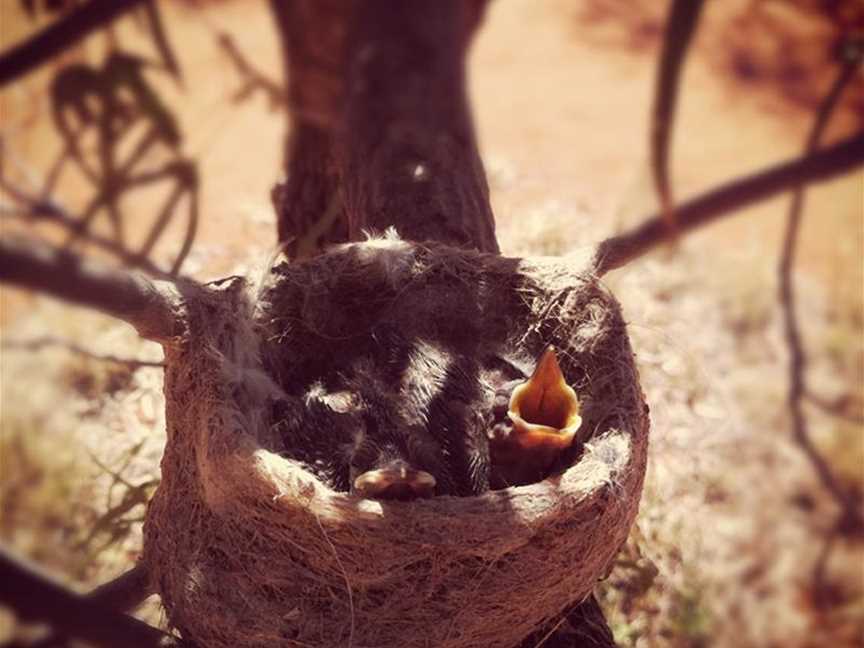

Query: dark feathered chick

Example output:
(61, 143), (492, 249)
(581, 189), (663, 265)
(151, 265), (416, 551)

(274, 338), (490, 500)
(343, 346), (490, 499)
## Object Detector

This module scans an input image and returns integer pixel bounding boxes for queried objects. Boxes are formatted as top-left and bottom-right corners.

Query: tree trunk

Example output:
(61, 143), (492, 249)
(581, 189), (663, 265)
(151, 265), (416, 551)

(269, 0), (347, 257)
(340, 0), (498, 252)
(269, 2), (613, 645)
(271, 0), (497, 256)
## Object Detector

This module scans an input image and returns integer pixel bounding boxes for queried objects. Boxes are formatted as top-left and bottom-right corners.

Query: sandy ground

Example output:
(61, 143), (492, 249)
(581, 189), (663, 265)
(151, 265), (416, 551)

(1, 1), (862, 646)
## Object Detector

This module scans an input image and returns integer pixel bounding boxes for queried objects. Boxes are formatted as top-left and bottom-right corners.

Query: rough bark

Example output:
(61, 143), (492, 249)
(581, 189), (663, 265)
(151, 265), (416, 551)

(270, 0), (497, 255)
(341, 0), (499, 252)
(269, 0), (348, 257)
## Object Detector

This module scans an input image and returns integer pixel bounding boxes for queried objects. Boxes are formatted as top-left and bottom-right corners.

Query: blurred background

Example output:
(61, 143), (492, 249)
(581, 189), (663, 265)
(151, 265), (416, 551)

(0, 1), (862, 646)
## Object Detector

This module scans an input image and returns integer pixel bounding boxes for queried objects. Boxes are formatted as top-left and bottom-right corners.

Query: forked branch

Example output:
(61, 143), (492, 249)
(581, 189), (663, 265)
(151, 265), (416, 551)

(0, 546), (180, 648)
(593, 131), (864, 276)
(0, 236), (181, 342)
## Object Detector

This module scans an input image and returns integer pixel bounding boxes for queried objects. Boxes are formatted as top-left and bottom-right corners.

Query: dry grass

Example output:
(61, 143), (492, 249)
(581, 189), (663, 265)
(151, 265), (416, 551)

(0, 304), (167, 637)
(589, 242), (864, 648)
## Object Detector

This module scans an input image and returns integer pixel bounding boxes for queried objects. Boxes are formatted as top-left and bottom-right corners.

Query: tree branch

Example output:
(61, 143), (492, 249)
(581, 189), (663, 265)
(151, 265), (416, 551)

(0, 0), (147, 87)
(0, 235), (181, 342)
(0, 546), (181, 647)
(651, 0), (706, 231)
(341, 0), (499, 252)
(3, 335), (164, 368)
(88, 563), (154, 611)
(779, 55), (863, 528)
(593, 131), (864, 276)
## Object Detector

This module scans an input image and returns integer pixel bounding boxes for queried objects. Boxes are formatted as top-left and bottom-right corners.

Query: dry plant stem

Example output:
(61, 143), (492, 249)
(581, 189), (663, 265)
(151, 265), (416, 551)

(0, 546), (181, 648)
(0, 0), (147, 87)
(0, 236), (180, 342)
(3, 335), (164, 368)
(779, 58), (863, 527)
(651, 0), (706, 230)
(593, 131), (864, 276)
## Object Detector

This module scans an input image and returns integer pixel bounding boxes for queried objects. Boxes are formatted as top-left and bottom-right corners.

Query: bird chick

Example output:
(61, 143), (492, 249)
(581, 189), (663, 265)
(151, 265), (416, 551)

(488, 346), (583, 488)
(274, 340), (490, 501)
(345, 348), (489, 500)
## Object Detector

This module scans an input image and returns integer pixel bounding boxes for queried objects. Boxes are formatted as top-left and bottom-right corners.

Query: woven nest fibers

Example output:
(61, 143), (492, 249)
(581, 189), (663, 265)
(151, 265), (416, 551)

(143, 238), (649, 648)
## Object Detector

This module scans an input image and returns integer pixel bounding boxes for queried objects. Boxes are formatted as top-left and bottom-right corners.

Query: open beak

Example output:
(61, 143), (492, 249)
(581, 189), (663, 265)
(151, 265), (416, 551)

(507, 346), (582, 451)
(353, 461), (437, 500)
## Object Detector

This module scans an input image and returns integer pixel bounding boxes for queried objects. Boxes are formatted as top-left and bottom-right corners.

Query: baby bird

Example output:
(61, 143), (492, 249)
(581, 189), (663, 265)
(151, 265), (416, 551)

(273, 343), (580, 499)
(348, 341), (491, 499)
(488, 347), (583, 488)
(274, 338), (490, 500)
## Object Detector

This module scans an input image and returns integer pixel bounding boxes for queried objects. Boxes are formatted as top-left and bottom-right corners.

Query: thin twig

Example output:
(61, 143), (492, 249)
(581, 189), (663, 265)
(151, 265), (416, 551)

(2, 335), (164, 368)
(0, 0), (148, 87)
(651, 0), (706, 232)
(778, 56), (863, 526)
(805, 391), (864, 425)
(593, 131), (864, 276)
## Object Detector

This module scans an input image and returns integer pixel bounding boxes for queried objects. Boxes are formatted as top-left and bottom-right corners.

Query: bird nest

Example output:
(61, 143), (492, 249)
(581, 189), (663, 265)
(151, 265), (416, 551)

(143, 238), (649, 648)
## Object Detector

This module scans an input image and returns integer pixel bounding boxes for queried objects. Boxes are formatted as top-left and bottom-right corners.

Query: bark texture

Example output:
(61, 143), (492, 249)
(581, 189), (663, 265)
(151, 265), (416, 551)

(269, 0), (347, 256)
(271, 0), (497, 256)
(341, 0), (498, 252)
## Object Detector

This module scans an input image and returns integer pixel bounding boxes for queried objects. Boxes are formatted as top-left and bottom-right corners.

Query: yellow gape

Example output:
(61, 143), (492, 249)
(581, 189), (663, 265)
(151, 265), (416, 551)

(490, 346), (583, 487)
(507, 346), (582, 450)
